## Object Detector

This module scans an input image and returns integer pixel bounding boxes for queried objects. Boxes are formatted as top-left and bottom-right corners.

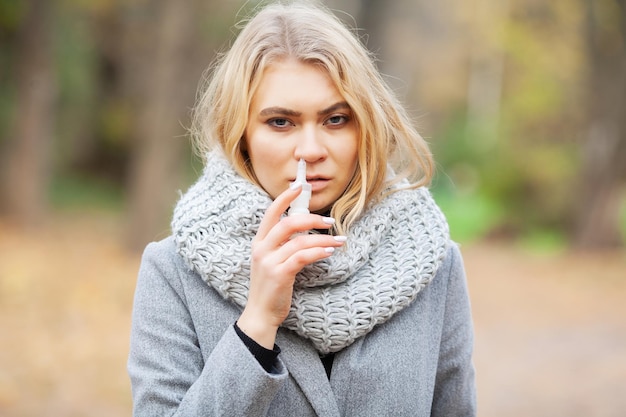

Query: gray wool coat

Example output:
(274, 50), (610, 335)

(127, 237), (476, 416)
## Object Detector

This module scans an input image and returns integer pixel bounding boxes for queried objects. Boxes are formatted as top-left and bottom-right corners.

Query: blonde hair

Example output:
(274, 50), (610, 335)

(190, 1), (434, 234)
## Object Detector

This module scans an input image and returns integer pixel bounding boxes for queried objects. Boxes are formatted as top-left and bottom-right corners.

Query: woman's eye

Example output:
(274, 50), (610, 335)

(325, 115), (349, 126)
(268, 118), (292, 128)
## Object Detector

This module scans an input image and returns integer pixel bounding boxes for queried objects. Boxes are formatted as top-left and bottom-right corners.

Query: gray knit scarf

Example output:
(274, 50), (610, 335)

(172, 151), (450, 354)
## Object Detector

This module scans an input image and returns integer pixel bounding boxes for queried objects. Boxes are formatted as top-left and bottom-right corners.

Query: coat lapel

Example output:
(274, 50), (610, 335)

(276, 330), (341, 417)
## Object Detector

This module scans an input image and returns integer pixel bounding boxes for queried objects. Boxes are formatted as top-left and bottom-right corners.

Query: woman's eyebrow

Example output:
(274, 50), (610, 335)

(258, 102), (350, 117)
(318, 101), (350, 116)
(259, 107), (302, 117)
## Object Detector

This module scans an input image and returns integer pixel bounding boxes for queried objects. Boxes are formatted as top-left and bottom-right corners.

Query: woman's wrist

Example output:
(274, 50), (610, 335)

(237, 309), (279, 350)
(233, 321), (281, 373)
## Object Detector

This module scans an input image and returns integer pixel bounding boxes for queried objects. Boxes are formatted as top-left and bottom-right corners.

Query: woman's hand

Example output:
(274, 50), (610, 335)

(236, 185), (346, 349)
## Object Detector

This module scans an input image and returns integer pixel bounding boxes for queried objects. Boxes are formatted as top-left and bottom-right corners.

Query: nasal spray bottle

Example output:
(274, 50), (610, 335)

(288, 158), (312, 217)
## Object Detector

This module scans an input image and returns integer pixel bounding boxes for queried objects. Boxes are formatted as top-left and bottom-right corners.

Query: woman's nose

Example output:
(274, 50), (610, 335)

(294, 125), (328, 162)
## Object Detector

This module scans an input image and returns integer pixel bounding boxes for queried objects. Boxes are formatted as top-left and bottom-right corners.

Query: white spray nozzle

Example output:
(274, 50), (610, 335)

(288, 158), (312, 216)
(296, 157), (307, 184)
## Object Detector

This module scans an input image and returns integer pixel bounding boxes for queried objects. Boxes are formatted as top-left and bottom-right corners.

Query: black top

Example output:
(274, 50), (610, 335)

(234, 321), (335, 378)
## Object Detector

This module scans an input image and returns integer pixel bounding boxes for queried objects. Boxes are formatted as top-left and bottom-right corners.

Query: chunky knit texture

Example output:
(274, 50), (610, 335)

(172, 151), (450, 354)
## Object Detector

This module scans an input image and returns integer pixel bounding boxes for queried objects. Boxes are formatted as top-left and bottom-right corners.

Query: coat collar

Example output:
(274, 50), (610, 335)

(276, 330), (342, 417)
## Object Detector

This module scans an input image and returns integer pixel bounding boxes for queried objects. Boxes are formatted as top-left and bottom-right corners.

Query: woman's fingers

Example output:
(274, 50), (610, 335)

(255, 183), (303, 240)
(262, 213), (335, 248)
(255, 183), (337, 250)
(276, 233), (346, 274)
(251, 231), (344, 276)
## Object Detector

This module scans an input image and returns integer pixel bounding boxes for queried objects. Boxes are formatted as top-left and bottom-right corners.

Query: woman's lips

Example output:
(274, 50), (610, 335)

(307, 178), (329, 192)
(288, 176), (330, 192)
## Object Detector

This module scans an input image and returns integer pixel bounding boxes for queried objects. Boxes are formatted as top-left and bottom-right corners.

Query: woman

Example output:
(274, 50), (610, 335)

(127, 2), (476, 416)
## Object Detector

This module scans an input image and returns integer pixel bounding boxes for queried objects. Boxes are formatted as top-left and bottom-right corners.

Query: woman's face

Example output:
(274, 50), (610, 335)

(245, 59), (359, 213)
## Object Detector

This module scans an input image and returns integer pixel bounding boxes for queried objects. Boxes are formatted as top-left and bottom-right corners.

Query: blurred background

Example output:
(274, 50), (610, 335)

(0, 0), (624, 416)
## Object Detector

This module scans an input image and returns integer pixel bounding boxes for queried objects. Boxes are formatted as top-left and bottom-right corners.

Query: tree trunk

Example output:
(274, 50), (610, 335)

(124, 0), (198, 251)
(465, 0), (509, 144)
(1, 0), (55, 225)
(573, 0), (626, 248)
(357, 0), (388, 60)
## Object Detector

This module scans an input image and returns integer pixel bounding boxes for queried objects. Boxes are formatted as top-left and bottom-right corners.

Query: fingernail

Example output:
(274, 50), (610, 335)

(333, 235), (347, 242)
(324, 247), (335, 253)
(290, 181), (302, 190)
(322, 217), (335, 224)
